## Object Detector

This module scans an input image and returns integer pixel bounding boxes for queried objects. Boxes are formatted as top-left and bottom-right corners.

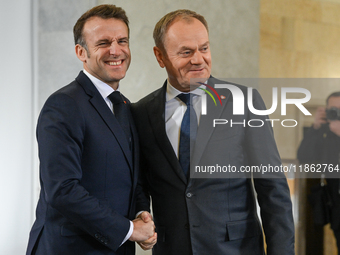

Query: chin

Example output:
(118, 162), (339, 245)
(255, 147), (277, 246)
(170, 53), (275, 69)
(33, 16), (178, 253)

(111, 73), (126, 81)
(190, 72), (209, 79)
(188, 76), (208, 85)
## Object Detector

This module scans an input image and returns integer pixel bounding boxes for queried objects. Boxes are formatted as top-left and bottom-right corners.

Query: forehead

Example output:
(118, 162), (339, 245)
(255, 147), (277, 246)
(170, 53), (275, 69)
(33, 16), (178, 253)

(164, 18), (209, 49)
(83, 17), (128, 39)
(327, 96), (340, 107)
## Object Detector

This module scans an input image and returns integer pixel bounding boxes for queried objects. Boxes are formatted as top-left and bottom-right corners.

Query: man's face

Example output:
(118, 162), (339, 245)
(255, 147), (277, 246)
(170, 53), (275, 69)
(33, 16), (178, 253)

(327, 96), (340, 136)
(327, 96), (340, 122)
(76, 17), (131, 89)
(327, 96), (340, 110)
(154, 18), (212, 92)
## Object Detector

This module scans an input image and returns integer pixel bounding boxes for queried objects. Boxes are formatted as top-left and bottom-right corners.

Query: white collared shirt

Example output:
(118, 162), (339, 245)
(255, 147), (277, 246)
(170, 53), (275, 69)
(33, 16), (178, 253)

(83, 69), (118, 112)
(165, 80), (205, 157)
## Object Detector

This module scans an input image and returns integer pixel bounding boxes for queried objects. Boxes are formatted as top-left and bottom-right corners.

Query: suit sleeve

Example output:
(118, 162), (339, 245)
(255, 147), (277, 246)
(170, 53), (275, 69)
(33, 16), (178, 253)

(245, 89), (295, 255)
(135, 155), (152, 213)
(131, 103), (152, 214)
(37, 92), (130, 251)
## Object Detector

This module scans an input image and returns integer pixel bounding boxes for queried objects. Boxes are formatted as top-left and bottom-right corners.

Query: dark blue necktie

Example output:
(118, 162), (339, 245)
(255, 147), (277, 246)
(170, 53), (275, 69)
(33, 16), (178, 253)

(177, 93), (198, 178)
(108, 91), (131, 145)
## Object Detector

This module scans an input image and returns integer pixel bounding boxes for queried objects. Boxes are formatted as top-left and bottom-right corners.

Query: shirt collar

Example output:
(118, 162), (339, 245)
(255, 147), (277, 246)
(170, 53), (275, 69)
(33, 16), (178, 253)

(83, 69), (119, 99)
(166, 79), (206, 102)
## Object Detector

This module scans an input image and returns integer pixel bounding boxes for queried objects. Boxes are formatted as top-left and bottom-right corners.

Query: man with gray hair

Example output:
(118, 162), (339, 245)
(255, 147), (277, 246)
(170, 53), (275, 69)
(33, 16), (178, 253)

(133, 9), (295, 255)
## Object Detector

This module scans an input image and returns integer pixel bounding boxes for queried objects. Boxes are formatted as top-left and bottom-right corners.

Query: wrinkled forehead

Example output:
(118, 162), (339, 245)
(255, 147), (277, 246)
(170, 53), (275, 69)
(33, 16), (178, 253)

(163, 17), (209, 50)
(83, 17), (129, 37)
(166, 16), (207, 36)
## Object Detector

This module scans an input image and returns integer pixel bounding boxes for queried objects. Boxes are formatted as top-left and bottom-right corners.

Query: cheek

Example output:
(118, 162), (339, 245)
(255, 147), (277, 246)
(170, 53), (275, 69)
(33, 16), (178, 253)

(204, 56), (212, 65)
(179, 67), (189, 77)
(122, 47), (131, 56)
(178, 61), (191, 73)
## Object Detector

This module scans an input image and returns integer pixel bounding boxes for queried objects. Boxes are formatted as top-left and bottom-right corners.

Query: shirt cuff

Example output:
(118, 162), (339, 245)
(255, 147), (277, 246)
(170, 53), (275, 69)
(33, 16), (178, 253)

(135, 211), (145, 218)
(121, 221), (133, 245)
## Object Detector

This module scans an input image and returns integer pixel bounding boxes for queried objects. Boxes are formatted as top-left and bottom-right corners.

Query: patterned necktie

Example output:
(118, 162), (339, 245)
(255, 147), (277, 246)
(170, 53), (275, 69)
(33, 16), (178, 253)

(177, 93), (198, 178)
(108, 91), (131, 145)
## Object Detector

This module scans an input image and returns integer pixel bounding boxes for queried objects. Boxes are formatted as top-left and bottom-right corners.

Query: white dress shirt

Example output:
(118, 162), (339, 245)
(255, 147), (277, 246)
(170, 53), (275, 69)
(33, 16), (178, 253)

(83, 70), (133, 245)
(83, 69), (117, 111)
(165, 80), (205, 157)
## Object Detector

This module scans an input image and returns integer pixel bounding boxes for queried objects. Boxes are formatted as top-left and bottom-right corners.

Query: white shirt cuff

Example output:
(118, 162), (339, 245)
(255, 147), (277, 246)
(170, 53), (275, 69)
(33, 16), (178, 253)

(121, 221), (133, 245)
(135, 211), (146, 218)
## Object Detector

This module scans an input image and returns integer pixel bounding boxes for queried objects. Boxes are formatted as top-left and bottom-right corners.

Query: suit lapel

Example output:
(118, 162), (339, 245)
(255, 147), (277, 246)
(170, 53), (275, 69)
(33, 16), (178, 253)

(126, 101), (139, 218)
(191, 78), (232, 168)
(76, 71), (133, 172)
(127, 101), (139, 185)
(146, 82), (187, 184)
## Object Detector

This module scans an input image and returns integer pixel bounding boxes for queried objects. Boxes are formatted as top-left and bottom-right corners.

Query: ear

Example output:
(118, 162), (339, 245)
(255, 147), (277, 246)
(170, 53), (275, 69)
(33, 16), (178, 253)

(75, 44), (87, 63)
(153, 46), (165, 68)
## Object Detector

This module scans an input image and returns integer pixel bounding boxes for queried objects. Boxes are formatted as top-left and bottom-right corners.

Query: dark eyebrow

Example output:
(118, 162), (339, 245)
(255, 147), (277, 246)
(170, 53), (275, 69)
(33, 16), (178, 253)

(119, 37), (129, 41)
(95, 37), (129, 45)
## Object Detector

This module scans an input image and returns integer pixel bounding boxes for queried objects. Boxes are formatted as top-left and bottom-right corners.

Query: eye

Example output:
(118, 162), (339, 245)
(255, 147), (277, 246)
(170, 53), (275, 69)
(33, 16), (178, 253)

(97, 42), (109, 47)
(119, 39), (129, 45)
(180, 50), (191, 57)
(201, 46), (209, 52)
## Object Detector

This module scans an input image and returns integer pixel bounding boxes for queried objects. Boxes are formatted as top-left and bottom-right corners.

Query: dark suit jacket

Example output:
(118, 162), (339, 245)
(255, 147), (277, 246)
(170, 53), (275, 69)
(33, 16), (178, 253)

(26, 71), (139, 255)
(297, 124), (340, 230)
(132, 78), (295, 255)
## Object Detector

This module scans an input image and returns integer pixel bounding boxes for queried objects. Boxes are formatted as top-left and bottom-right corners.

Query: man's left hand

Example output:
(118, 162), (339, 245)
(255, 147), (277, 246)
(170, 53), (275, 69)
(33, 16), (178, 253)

(138, 232), (157, 250)
(136, 211), (157, 250)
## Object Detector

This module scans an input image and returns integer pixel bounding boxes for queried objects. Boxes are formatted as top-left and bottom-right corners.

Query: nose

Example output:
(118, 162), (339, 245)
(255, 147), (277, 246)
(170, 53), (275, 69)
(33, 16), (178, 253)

(191, 51), (204, 65)
(109, 42), (121, 56)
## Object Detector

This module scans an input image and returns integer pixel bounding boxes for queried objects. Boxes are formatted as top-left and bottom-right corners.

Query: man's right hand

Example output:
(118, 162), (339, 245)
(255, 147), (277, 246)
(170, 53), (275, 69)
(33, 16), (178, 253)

(128, 217), (155, 242)
(136, 211), (157, 250)
(313, 107), (327, 129)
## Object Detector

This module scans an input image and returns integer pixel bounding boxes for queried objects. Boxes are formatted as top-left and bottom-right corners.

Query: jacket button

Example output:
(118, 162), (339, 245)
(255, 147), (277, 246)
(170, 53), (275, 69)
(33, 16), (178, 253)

(95, 233), (100, 239)
(186, 192), (192, 198)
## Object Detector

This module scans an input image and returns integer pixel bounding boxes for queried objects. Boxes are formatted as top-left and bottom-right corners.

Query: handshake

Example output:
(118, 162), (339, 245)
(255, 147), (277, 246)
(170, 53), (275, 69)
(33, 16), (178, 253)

(129, 211), (157, 250)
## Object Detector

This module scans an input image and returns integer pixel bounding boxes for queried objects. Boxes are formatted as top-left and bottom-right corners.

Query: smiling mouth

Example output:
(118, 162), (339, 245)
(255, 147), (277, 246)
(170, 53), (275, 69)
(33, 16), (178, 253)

(190, 67), (204, 72)
(190, 68), (204, 72)
(107, 60), (123, 66)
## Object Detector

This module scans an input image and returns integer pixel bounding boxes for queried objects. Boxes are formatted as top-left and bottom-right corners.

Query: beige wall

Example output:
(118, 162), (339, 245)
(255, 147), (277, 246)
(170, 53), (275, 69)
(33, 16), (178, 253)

(260, 0), (340, 78)
(259, 0), (340, 159)
(260, 0), (340, 254)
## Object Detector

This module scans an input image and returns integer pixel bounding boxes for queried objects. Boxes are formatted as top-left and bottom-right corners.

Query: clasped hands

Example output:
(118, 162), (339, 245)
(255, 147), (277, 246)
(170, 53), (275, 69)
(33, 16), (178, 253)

(129, 211), (157, 250)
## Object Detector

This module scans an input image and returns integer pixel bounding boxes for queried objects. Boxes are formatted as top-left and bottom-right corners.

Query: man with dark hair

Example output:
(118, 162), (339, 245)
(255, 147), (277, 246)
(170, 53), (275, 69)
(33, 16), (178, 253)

(132, 9), (295, 255)
(298, 92), (340, 250)
(26, 4), (155, 255)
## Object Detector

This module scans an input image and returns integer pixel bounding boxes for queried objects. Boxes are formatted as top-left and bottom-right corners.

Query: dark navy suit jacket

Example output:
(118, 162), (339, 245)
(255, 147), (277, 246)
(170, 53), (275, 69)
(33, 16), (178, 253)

(26, 71), (139, 255)
(132, 78), (295, 255)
